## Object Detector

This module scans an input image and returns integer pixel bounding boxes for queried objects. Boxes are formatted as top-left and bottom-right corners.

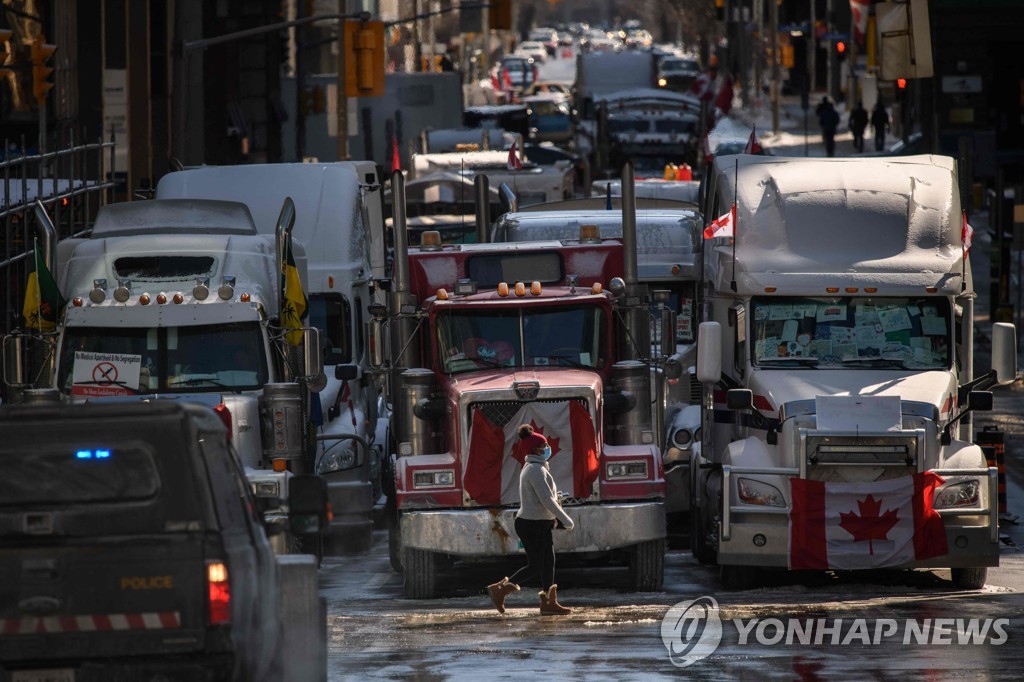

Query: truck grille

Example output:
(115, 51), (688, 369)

(469, 398), (588, 428)
(803, 432), (923, 483)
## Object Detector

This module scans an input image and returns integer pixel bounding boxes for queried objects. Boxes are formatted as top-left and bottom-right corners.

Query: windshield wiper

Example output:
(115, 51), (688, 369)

(757, 357), (819, 367)
(550, 355), (589, 369)
(840, 357), (907, 368)
(71, 380), (143, 394)
(169, 375), (229, 387)
(464, 355), (508, 369)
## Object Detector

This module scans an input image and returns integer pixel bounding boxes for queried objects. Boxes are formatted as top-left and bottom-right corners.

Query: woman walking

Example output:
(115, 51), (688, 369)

(487, 424), (575, 615)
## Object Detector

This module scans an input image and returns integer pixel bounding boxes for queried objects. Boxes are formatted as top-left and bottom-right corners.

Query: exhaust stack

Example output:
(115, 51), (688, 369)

(474, 174), (491, 243)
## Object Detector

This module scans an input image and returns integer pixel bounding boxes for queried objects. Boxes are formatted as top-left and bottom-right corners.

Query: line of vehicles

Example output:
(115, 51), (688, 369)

(1, 92), (1018, 679)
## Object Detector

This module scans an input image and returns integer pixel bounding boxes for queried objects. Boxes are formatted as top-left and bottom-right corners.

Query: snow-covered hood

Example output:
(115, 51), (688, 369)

(748, 369), (956, 418)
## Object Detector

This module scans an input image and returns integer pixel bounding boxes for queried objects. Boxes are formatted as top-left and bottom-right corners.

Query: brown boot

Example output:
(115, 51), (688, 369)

(539, 584), (571, 615)
(487, 577), (520, 614)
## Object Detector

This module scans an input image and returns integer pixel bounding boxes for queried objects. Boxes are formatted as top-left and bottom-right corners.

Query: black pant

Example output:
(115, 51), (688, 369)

(509, 517), (555, 591)
(823, 131), (836, 157)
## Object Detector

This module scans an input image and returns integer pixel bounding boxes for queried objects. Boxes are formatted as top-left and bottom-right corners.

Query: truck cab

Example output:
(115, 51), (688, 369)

(693, 154), (1017, 588)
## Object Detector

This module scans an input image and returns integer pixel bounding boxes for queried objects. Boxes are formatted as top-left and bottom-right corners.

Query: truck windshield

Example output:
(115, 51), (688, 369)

(437, 305), (607, 373)
(57, 322), (269, 394)
(750, 296), (952, 370)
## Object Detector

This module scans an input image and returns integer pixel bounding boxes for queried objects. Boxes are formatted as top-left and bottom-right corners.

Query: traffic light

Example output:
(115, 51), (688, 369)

(0, 29), (13, 78)
(896, 78), (907, 90)
(835, 40), (846, 60)
(490, 0), (513, 31)
(31, 35), (56, 106)
(344, 20), (385, 97)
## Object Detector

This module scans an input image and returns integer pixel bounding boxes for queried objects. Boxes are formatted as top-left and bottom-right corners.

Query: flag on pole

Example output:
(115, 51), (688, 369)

(789, 473), (948, 570)
(22, 241), (65, 332)
(744, 126), (763, 154)
(280, 232), (308, 347)
(506, 141), (522, 170)
(390, 133), (402, 173)
(703, 203), (736, 239)
(490, 71), (501, 92)
(501, 67), (513, 92)
(464, 401), (599, 506)
(850, 0), (870, 42)
(961, 211), (974, 261)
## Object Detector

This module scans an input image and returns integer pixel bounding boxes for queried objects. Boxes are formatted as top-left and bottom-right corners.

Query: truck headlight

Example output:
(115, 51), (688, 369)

(413, 470), (455, 488)
(251, 480), (281, 498)
(606, 460), (648, 480)
(737, 478), (785, 507)
(934, 480), (980, 509)
(319, 443), (358, 473)
(672, 428), (692, 448)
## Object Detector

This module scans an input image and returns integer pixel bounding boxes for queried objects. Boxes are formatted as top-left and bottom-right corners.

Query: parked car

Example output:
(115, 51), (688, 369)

(515, 41), (548, 63)
(528, 28), (559, 55)
(0, 399), (329, 682)
(524, 94), (574, 144)
(657, 57), (702, 92)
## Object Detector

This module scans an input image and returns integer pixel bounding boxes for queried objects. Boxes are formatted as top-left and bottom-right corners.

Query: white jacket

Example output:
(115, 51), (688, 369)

(515, 454), (575, 530)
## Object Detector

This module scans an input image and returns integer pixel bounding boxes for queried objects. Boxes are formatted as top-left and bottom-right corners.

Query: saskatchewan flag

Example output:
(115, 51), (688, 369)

(280, 233), (308, 347)
(22, 242), (66, 333)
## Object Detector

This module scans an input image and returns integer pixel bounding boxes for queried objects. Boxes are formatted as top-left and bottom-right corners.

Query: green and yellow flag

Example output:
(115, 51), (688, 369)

(281, 233), (307, 347)
(22, 241), (66, 332)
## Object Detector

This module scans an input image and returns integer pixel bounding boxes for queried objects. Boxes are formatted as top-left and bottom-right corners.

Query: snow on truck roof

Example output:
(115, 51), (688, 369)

(91, 199), (257, 237)
(707, 154), (966, 291)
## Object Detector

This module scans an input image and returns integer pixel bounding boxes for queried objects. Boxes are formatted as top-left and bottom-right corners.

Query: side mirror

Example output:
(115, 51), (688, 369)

(967, 390), (993, 412)
(288, 475), (329, 536)
(335, 364), (358, 381)
(726, 389), (754, 411)
(991, 323), (1017, 386)
(302, 327), (324, 381)
(696, 322), (722, 384)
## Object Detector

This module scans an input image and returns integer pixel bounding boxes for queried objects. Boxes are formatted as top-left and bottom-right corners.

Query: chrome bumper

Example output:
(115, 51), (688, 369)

(401, 502), (666, 556)
(716, 465), (1000, 569)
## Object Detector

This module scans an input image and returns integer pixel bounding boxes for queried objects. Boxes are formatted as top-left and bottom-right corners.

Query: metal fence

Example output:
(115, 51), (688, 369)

(1, 133), (116, 337)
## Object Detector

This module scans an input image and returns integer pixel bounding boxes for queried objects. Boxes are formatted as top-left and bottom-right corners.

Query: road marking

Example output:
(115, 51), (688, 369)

(365, 573), (391, 590)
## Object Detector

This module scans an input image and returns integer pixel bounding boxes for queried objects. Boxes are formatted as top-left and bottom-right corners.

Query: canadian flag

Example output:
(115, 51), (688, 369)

(744, 126), (763, 154)
(463, 401), (599, 506)
(962, 211), (974, 261)
(789, 473), (948, 570)
(850, 0), (870, 42)
(507, 141), (522, 171)
(703, 203), (736, 239)
(490, 71), (501, 92)
(501, 67), (514, 92)
(691, 72), (715, 102)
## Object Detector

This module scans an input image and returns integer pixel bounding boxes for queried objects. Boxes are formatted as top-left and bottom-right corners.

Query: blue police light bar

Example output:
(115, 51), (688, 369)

(75, 449), (112, 459)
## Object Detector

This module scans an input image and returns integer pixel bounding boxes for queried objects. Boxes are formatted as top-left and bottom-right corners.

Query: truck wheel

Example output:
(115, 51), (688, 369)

(402, 548), (439, 598)
(720, 564), (755, 590)
(951, 567), (987, 589)
(387, 501), (403, 573)
(690, 504), (716, 565)
(629, 539), (665, 591)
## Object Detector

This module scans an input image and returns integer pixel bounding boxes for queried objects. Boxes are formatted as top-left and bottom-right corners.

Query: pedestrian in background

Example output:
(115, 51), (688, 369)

(872, 100), (890, 152)
(849, 102), (869, 153)
(486, 424), (575, 616)
(818, 97), (840, 157)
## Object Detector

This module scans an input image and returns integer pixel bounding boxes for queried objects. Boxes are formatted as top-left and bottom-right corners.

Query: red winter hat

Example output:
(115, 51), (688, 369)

(520, 431), (548, 452)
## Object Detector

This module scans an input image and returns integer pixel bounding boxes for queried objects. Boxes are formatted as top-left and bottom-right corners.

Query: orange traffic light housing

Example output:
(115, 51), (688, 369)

(31, 35), (57, 106)
(344, 20), (385, 97)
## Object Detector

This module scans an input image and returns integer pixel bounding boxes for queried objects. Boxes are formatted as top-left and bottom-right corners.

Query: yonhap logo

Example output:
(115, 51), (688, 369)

(661, 596), (723, 668)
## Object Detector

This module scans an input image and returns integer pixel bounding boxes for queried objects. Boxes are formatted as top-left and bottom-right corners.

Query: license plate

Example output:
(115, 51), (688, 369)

(12, 670), (75, 682)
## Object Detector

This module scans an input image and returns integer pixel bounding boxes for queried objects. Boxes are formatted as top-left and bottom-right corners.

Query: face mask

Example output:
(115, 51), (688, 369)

(539, 444), (552, 461)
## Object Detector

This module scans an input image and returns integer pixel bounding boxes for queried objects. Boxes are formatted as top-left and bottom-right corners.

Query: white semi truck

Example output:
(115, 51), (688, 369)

(4, 198), (327, 554)
(156, 162), (387, 552)
(694, 154), (1017, 589)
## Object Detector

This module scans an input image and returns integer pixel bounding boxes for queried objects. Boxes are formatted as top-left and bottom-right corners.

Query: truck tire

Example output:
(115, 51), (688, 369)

(629, 539), (665, 591)
(951, 566), (987, 589)
(402, 548), (439, 598)
(720, 564), (755, 590)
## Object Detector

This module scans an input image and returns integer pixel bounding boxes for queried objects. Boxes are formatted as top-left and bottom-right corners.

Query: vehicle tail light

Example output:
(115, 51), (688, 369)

(213, 403), (232, 443)
(207, 561), (231, 625)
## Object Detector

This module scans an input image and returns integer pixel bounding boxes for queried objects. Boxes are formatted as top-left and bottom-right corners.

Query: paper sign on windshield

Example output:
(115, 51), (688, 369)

(71, 351), (142, 397)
